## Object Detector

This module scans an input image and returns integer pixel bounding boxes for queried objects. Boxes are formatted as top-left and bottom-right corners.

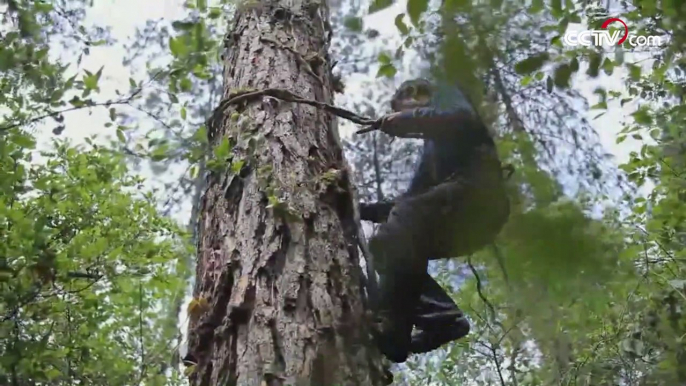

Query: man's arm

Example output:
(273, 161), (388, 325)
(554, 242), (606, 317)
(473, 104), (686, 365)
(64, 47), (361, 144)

(379, 106), (480, 139)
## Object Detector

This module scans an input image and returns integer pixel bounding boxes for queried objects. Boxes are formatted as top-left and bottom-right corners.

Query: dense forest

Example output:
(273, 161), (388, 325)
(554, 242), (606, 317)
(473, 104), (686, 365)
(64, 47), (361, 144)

(1, 0), (684, 385)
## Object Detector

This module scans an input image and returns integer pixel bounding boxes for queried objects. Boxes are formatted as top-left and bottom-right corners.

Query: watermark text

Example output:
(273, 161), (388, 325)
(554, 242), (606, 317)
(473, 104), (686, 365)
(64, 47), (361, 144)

(564, 18), (663, 48)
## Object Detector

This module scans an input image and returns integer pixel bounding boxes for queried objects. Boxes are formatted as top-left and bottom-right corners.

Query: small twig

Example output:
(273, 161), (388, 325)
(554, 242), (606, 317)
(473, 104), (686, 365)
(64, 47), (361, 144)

(0, 98), (134, 133)
(0, 69), (165, 133)
(489, 341), (508, 386)
(138, 281), (146, 382)
(467, 255), (498, 323)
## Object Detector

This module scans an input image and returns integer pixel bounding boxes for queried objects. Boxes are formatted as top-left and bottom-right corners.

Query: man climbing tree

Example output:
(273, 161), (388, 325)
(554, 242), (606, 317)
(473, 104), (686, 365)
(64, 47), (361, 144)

(184, 1), (387, 385)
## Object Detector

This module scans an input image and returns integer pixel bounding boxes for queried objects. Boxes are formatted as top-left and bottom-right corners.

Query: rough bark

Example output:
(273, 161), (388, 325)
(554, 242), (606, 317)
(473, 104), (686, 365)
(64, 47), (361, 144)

(186, 1), (387, 385)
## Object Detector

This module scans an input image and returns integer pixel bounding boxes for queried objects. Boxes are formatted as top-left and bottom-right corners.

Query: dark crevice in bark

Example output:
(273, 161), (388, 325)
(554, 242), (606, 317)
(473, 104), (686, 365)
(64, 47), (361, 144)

(229, 280), (256, 325)
(200, 361), (213, 386)
(295, 274), (310, 315)
(268, 318), (287, 373)
(226, 325), (239, 386)
(223, 175), (245, 204)
(268, 223), (289, 276)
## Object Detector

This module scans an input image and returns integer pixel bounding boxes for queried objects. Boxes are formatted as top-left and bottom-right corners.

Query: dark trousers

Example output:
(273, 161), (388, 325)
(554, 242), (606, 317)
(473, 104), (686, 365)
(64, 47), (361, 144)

(369, 179), (473, 362)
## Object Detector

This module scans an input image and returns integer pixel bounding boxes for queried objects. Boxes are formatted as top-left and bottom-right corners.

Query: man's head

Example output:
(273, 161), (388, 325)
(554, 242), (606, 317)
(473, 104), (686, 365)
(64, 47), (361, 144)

(390, 78), (435, 112)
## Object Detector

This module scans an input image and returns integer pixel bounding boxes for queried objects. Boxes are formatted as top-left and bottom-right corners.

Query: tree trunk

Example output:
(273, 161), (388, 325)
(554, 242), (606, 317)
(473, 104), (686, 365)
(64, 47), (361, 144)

(186, 2), (387, 385)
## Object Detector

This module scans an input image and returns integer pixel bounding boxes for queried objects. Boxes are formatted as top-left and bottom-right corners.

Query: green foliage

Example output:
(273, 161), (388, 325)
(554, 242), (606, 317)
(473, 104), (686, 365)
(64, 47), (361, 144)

(376, 51), (398, 78)
(514, 53), (550, 75)
(498, 201), (620, 299)
(343, 16), (364, 32)
(0, 132), (191, 384)
(407, 0), (428, 26)
(369, 0), (395, 14)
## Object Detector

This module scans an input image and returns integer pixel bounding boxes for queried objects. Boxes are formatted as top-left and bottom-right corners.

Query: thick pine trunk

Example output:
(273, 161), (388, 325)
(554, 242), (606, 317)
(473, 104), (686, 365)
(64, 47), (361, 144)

(186, 1), (387, 385)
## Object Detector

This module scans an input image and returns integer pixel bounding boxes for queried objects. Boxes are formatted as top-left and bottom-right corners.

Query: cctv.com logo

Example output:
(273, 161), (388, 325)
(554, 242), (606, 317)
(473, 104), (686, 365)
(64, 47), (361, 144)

(563, 18), (663, 48)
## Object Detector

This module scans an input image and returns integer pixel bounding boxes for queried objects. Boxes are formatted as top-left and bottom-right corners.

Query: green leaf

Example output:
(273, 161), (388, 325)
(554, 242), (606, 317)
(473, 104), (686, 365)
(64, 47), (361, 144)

(407, 0), (428, 26)
(13, 133), (36, 148)
(378, 52), (392, 64)
(628, 64), (641, 81)
(116, 129), (126, 143)
(208, 8), (222, 19)
(530, 0), (544, 12)
(172, 21), (197, 31)
(601, 58), (614, 75)
(632, 108), (652, 125)
(514, 53), (549, 75)
(231, 160), (245, 174)
(587, 52), (602, 77)
(369, 0), (395, 13)
(196, 0), (207, 11)
(109, 108), (116, 121)
(553, 64), (572, 88)
(214, 137), (232, 159)
(129, 78), (137, 89)
(83, 74), (99, 90)
(180, 77), (192, 92)
(181, 107), (187, 120)
(45, 368), (62, 380)
(151, 147), (168, 161)
(570, 57), (579, 73)
(169, 37), (187, 57)
(395, 14), (410, 35)
(590, 102), (607, 110)
(377, 63), (397, 78)
(69, 96), (85, 107)
(35, 2), (54, 12)
(343, 16), (364, 32)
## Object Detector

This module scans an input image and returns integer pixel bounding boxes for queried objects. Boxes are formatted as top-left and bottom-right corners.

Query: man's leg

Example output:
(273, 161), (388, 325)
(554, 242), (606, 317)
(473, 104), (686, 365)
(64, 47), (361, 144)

(370, 200), (430, 363)
(410, 273), (470, 354)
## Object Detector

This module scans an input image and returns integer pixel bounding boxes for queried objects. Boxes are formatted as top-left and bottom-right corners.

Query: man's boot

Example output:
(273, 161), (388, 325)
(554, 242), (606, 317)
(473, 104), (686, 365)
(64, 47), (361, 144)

(410, 274), (471, 354)
(410, 317), (470, 354)
(375, 308), (414, 363)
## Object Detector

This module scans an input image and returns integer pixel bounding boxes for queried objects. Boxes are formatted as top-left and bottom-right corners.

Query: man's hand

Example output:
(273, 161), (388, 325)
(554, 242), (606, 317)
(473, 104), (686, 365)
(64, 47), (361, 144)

(355, 114), (392, 135)
(355, 111), (423, 137)
(377, 112), (402, 131)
